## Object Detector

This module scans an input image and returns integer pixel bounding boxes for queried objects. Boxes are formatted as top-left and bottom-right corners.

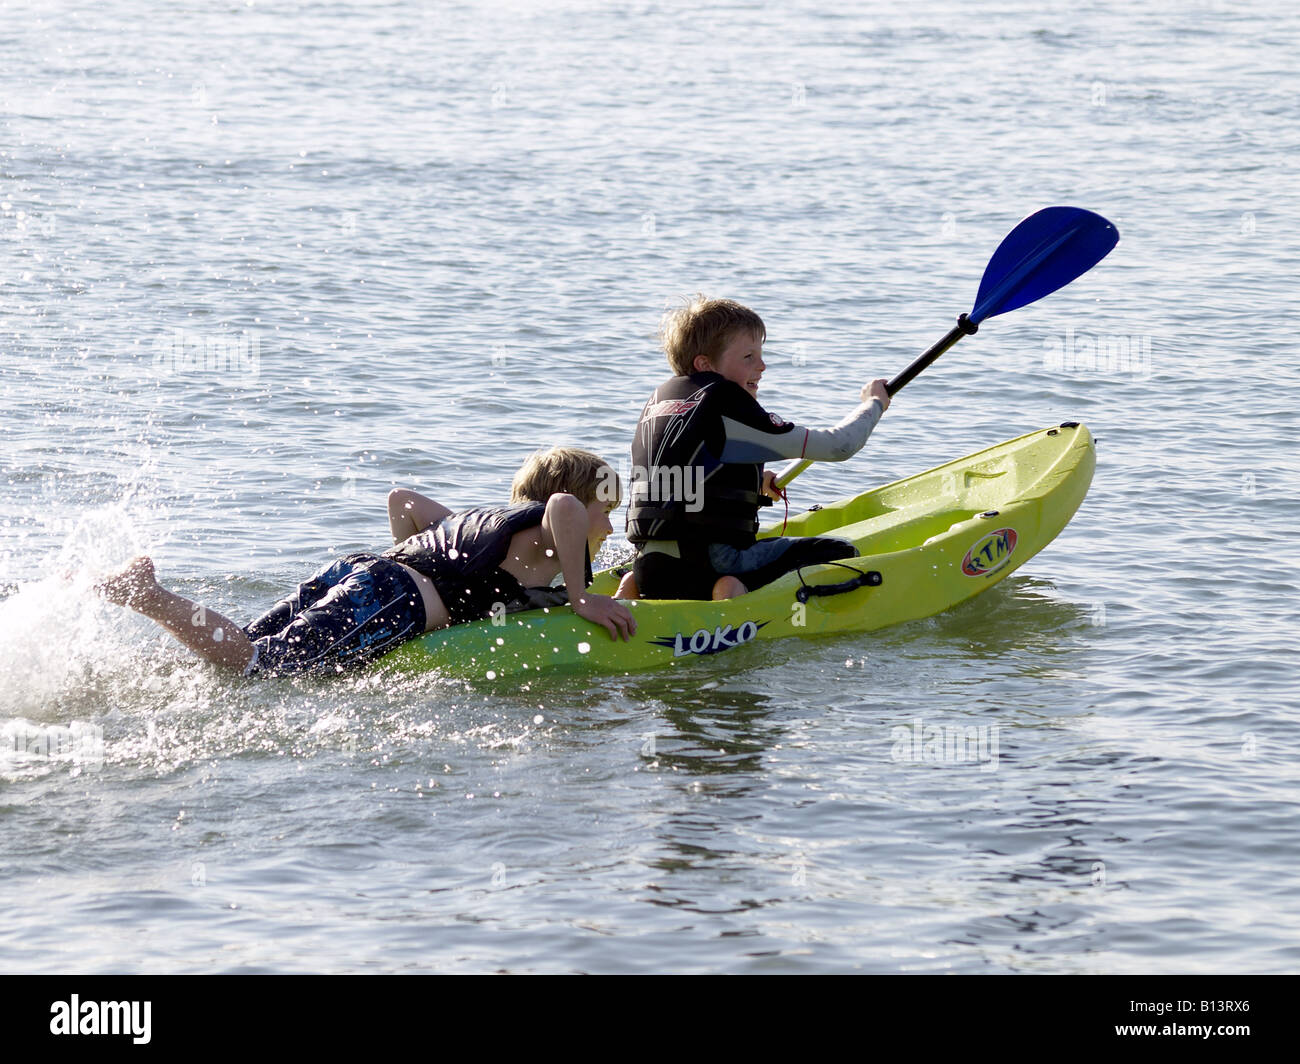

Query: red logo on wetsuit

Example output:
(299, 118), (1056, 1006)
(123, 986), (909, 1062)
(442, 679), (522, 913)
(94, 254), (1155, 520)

(648, 399), (701, 418)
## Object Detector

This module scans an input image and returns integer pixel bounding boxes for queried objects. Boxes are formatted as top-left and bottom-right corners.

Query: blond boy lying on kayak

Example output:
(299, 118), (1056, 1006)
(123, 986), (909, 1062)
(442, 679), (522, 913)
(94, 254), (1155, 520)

(97, 447), (636, 675)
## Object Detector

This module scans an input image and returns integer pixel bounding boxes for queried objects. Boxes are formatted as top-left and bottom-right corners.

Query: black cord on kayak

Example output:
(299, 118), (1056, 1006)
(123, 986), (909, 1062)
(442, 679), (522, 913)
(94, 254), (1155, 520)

(793, 562), (884, 603)
(794, 560), (867, 590)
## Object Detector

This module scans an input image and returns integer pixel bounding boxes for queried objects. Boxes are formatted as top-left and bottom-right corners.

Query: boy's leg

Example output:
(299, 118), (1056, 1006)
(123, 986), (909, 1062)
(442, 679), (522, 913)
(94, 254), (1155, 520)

(708, 536), (858, 596)
(631, 542), (718, 601)
(97, 557), (256, 671)
(242, 598), (297, 642)
(614, 571), (639, 599)
(249, 556), (424, 674)
(243, 556), (355, 640)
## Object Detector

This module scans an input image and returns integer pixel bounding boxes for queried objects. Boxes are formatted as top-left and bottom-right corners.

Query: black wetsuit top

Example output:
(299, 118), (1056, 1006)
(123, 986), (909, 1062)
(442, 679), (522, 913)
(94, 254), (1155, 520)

(628, 372), (792, 548)
(628, 372), (885, 549)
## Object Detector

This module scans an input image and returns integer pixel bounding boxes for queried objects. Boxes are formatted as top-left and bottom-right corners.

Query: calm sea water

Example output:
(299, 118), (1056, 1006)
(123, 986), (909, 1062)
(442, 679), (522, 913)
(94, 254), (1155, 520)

(1, 0), (1297, 973)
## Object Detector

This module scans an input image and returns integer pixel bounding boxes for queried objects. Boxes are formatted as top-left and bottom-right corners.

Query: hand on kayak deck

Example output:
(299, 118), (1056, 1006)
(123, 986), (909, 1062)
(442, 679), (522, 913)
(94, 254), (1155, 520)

(574, 592), (637, 641)
(862, 378), (891, 412)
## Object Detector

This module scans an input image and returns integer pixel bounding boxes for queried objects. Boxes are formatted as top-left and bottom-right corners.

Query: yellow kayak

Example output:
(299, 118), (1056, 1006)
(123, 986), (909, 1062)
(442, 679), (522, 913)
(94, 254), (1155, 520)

(381, 423), (1095, 680)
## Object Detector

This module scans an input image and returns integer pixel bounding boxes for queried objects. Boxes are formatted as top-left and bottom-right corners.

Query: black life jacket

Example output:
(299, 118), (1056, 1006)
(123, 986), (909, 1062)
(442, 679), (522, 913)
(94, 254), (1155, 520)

(385, 501), (590, 624)
(627, 372), (793, 549)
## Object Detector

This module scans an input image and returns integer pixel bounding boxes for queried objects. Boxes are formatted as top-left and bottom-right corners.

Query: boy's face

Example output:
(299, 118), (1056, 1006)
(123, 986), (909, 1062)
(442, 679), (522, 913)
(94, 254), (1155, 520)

(585, 495), (616, 556)
(697, 330), (765, 397)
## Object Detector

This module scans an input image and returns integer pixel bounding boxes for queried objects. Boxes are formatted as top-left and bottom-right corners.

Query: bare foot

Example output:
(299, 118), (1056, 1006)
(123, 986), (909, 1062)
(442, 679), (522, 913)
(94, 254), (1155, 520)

(95, 556), (159, 609)
(615, 570), (639, 600)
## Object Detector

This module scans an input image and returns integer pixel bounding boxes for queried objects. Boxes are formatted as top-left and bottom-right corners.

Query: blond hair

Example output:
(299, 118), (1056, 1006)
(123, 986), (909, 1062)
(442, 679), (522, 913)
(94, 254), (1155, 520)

(511, 447), (620, 506)
(658, 295), (766, 377)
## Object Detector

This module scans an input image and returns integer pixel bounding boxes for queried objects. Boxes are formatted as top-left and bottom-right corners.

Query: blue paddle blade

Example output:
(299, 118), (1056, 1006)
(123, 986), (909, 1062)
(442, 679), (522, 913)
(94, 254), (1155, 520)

(970, 206), (1119, 324)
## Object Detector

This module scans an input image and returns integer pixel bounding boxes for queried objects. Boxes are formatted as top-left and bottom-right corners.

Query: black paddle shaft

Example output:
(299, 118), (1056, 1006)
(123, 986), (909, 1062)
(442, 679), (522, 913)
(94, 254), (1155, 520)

(886, 314), (979, 396)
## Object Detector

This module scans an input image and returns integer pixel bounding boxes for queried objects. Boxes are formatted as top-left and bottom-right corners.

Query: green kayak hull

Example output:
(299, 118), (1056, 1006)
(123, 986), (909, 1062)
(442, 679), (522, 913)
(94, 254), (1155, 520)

(380, 423), (1095, 680)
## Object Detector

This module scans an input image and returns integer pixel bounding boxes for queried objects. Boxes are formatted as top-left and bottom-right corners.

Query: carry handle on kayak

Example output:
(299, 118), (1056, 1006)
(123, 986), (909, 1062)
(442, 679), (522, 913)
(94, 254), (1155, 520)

(774, 206), (1119, 491)
(795, 568), (883, 603)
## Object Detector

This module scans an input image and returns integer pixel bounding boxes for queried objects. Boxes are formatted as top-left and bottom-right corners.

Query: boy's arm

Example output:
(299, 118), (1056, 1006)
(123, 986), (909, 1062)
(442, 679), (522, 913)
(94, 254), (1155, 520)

(388, 489), (452, 543)
(783, 394), (884, 462)
(719, 383), (889, 465)
(542, 495), (636, 642)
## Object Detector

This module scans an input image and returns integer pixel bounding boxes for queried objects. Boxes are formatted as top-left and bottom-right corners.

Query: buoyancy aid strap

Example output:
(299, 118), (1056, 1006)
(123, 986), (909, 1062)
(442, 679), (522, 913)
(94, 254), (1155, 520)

(704, 487), (764, 506)
(630, 504), (759, 535)
(629, 483), (764, 507)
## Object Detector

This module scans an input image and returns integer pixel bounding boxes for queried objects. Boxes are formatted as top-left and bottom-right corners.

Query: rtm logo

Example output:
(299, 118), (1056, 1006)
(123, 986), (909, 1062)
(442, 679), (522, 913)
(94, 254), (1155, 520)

(961, 528), (1018, 577)
(650, 620), (768, 657)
